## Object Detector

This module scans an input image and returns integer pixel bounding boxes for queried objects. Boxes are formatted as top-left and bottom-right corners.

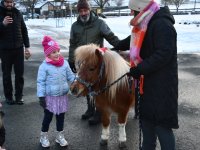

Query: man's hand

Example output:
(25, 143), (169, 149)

(3, 16), (13, 26)
(24, 48), (31, 60)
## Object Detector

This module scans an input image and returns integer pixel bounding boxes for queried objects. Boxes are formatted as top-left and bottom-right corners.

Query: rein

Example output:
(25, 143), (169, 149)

(136, 80), (142, 150)
(76, 60), (129, 97)
(88, 72), (128, 96)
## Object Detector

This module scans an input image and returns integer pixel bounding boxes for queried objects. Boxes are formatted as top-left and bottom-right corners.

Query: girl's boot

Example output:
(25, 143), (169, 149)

(55, 131), (68, 147)
(40, 132), (50, 147)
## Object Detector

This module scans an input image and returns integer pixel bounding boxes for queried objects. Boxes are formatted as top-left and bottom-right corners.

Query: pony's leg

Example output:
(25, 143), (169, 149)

(100, 111), (111, 146)
(101, 124), (110, 140)
(118, 123), (126, 142)
(118, 112), (128, 148)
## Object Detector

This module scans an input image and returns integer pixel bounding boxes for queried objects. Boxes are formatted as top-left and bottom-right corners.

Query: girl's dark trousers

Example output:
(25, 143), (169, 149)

(42, 109), (65, 132)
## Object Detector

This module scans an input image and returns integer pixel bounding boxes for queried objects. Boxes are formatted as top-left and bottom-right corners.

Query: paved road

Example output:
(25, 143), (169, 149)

(0, 26), (200, 150)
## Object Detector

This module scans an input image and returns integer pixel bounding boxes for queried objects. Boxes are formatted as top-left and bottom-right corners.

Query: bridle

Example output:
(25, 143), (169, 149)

(75, 60), (129, 97)
(75, 60), (105, 96)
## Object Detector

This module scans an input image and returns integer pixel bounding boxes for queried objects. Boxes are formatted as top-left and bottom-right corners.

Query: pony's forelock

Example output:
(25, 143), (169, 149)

(75, 44), (99, 64)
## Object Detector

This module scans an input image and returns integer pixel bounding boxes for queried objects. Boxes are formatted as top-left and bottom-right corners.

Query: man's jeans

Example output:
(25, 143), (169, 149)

(1, 49), (24, 100)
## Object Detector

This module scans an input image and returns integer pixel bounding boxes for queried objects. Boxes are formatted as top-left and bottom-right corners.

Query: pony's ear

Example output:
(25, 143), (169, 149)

(95, 48), (103, 56)
(95, 47), (107, 56)
(95, 48), (104, 62)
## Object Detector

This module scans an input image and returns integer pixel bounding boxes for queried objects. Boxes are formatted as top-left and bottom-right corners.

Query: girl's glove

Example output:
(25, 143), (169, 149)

(39, 97), (46, 109)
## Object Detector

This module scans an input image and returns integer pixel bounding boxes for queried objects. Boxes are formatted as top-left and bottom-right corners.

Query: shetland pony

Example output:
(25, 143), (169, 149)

(70, 44), (135, 148)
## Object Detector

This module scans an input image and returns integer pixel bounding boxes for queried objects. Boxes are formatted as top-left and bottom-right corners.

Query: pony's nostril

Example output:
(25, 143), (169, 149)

(72, 87), (78, 95)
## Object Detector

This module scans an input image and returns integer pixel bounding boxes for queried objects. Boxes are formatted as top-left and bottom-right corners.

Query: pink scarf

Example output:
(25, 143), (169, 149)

(45, 55), (64, 67)
(129, 1), (160, 67)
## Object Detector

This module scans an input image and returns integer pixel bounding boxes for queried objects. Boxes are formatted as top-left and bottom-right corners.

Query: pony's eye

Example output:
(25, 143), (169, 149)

(89, 68), (95, 71)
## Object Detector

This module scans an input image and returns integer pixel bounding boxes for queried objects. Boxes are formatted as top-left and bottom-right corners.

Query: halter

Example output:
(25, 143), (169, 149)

(76, 60), (105, 97)
(75, 47), (130, 97)
(76, 63), (129, 97)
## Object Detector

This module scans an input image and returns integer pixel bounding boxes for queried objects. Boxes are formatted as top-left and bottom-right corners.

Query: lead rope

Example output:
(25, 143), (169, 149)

(137, 79), (142, 150)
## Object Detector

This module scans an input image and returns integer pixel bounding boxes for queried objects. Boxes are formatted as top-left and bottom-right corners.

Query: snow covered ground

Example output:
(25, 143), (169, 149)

(26, 14), (200, 54)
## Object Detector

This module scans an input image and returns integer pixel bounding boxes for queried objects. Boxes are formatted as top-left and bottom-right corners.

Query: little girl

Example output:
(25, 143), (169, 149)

(37, 36), (75, 148)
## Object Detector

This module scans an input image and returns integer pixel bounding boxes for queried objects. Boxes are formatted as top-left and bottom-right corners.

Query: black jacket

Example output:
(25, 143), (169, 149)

(116, 7), (178, 129)
(0, 1), (30, 51)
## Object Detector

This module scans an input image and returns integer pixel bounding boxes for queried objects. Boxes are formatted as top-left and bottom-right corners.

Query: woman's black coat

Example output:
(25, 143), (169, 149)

(115, 6), (178, 129)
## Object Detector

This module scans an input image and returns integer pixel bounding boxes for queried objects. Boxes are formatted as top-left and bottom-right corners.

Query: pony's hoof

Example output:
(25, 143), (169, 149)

(100, 139), (108, 146)
(119, 141), (127, 149)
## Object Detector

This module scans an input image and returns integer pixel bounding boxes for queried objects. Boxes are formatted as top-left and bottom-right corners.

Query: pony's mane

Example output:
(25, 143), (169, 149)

(75, 44), (130, 100)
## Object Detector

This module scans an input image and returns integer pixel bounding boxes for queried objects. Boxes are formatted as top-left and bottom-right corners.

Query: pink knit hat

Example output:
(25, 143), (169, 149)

(42, 36), (60, 56)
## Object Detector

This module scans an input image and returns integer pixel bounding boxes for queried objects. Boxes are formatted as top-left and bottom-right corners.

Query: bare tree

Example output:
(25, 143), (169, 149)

(113, 0), (124, 16)
(161, 0), (188, 13)
(171, 0), (186, 13)
(161, 0), (171, 5)
(19, 0), (41, 18)
(92, 0), (109, 11)
(194, 0), (197, 11)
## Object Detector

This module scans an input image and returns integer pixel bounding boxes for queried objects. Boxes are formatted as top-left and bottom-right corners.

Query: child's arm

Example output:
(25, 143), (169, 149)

(37, 64), (47, 97)
(66, 61), (76, 83)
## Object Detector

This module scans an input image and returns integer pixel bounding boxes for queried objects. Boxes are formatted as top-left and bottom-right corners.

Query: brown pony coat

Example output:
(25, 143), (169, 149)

(71, 44), (135, 143)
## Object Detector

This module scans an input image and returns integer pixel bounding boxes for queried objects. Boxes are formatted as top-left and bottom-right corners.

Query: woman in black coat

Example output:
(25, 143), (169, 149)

(114, 0), (178, 149)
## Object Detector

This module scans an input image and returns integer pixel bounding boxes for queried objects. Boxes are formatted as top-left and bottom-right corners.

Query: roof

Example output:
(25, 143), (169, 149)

(35, 1), (54, 9)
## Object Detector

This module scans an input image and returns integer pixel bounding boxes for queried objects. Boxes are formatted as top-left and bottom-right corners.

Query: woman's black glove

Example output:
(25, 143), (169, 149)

(112, 35), (131, 51)
(128, 67), (141, 79)
(39, 97), (46, 109)
(68, 61), (77, 73)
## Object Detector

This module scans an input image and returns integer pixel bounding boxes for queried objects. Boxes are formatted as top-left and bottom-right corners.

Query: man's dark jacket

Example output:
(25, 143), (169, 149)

(116, 7), (179, 129)
(69, 11), (119, 63)
(0, 1), (30, 52)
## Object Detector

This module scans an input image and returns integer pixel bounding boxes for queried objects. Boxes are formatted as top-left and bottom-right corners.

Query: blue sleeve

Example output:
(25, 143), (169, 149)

(66, 61), (76, 83)
(37, 64), (47, 97)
